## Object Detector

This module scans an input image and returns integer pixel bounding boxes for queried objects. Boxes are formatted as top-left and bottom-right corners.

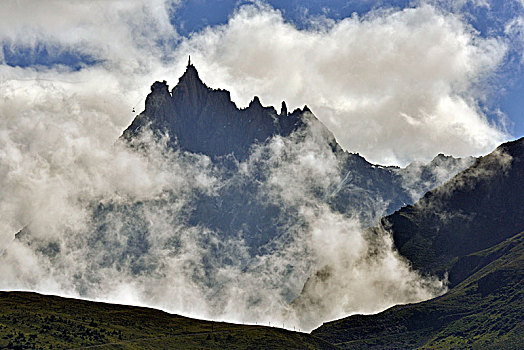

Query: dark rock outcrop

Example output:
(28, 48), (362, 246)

(380, 137), (524, 284)
(122, 63), (313, 161)
(118, 62), (477, 251)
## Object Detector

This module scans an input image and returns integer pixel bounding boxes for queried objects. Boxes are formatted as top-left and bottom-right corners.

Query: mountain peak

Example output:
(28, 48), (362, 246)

(122, 61), (330, 160)
(150, 80), (169, 94)
(175, 61), (207, 92)
(249, 96), (263, 109)
(281, 101), (287, 116)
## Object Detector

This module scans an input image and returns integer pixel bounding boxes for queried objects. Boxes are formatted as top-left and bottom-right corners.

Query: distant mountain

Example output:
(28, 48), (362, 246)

(395, 153), (476, 202)
(311, 137), (524, 348)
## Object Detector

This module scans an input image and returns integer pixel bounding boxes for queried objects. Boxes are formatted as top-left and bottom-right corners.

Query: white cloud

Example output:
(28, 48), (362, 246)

(0, 0), (178, 70)
(177, 2), (509, 165)
(0, 0), (188, 244)
(0, 0), (514, 334)
(0, 120), (446, 332)
(505, 15), (524, 62)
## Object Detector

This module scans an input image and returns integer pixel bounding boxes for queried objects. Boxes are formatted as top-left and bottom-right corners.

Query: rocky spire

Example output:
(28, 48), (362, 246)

(143, 80), (171, 114)
(249, 96), (263, 109)
(171, 59), (210, 111)
(280, 101), (288, 116)
(176, 62), (206, 91)
(150, 80), (169, 94)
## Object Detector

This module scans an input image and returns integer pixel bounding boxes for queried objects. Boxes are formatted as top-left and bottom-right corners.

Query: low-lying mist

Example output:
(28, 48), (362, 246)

(0, 0), (517, 334)
(0, 115), (447, 332)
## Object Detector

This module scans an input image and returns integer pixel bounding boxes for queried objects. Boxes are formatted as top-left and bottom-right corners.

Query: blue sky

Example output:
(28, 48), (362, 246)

(170, 0), (524, 138)
(1, 0), (523, 165)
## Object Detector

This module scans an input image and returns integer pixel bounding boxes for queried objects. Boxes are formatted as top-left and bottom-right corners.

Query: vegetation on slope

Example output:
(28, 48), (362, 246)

(312, 231), (524, 349)
(0, 292), (337, 349)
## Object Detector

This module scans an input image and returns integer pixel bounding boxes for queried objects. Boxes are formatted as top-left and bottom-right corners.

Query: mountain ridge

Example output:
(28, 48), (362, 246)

(121, 62), (323, 161)
(381, 136), (524, 283)
(311, 136), (524, 348)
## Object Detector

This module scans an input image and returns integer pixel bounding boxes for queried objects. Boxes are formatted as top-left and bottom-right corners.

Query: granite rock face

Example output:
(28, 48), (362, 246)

(122, 64), (321, 161)
(120, 63), (475, 241)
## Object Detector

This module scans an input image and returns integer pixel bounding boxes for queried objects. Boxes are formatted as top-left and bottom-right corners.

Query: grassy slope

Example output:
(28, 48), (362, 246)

(311, 231), (524, 349)
(0, 292), (337, 350)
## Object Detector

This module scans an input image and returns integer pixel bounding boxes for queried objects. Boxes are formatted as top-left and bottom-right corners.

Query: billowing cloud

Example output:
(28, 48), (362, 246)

(0, 0), (178, 70)
(0, 0), (184, 244)
(0, 0), (514, 335)
(0, 120), (446, 332)
(178, 2), (509, 165)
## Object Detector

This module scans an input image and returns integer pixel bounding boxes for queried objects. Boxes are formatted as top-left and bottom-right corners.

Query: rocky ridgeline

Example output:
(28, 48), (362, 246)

(120, 63), (477, 236)
(122, 63), (321, 161)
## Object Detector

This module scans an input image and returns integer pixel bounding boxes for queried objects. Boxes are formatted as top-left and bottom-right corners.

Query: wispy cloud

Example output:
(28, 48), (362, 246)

(0, 121), (447, 331)
(0, 0), (517, 333)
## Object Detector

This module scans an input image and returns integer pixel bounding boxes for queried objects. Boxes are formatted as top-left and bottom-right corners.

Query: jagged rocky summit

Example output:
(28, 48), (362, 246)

(122, 62), (336, 161)
(120, 62), (475, 231)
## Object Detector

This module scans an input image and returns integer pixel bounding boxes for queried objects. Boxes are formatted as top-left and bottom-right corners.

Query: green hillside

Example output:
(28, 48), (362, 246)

(0, 292), (337, 349)
(312, 231), (524, 349)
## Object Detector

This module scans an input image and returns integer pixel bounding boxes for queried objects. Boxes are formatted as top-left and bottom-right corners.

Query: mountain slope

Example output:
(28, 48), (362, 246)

(0, 291), (337, 349)
(380, 137), (524, 283)
(311, 137), (524, 348)
(311, 231), (524, 349)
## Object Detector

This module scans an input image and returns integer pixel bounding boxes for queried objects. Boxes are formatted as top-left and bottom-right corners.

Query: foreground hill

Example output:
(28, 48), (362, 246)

(312, 231), (524, 349)
(0, 292), (337, 349)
